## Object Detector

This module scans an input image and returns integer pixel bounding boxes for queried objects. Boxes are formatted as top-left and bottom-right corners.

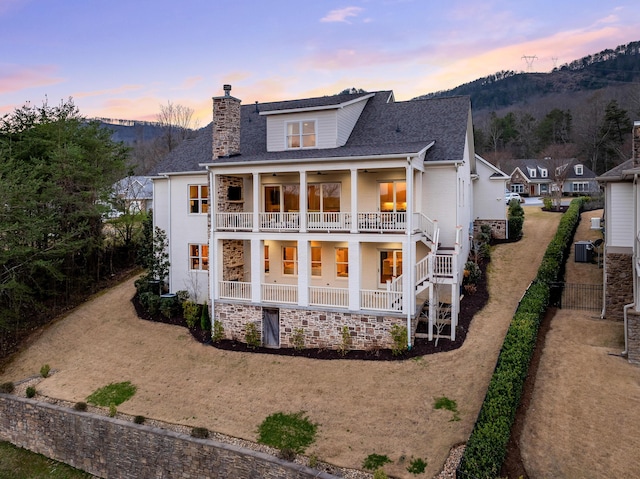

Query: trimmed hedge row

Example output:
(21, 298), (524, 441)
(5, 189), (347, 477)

(458, 197), (586, 479)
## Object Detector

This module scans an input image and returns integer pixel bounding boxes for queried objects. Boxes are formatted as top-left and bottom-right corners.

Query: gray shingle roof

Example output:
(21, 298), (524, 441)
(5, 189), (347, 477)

(152, 90), (471, 175)
(597, 158), (636, 181)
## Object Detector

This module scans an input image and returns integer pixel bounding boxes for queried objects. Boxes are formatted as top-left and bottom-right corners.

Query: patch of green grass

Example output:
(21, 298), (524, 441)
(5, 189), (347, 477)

(407, 457), (428, 474)
(362, 453), (393, 471)
(0, 441), (93, 478)
(434, 396), (460, 421)
(86, 381), (136, 407)
(257, 411), (318, 457)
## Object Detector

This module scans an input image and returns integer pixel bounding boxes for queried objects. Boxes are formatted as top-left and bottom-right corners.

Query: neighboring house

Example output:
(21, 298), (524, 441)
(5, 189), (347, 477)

(503, 158), (598, 196)
(597, 120), (640, 364)
(150, 85), (507, 350)
(111, 176), (154, 214)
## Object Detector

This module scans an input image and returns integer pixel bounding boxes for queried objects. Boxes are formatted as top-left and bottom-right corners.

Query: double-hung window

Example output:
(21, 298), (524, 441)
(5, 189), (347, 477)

(336, 248), (348, 278)
(189, 185), (209, 214)
(311, 246), (322, 277)
(379, 181), (407, 212)
(189, 244), (209, 270)
(308, 183), (341, 212)
(283, 246), (298, 275)
(286, 120), (316, 149)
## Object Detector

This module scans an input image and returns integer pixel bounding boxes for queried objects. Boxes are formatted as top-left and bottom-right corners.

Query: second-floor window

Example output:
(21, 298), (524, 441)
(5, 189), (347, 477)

(308, 183), (340, 212)
(265, 185), (299, 212)
(189, 244), (209, 270)
(286, 120), (316, 149)
(379, 181), (406, 212)
(575, 164), (583, 175)
(189, 185), (209, 214)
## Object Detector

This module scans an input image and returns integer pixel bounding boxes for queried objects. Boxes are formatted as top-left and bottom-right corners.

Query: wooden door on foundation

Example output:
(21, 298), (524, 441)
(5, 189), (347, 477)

(262, 308), (280, 347)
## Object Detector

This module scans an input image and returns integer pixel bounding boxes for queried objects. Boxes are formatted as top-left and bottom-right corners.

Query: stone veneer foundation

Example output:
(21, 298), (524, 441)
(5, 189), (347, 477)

(604, 252), (633, 321)
(215, 301), (412, 350)
(627, 310), (640, 365)
(473, 219), (507, 240)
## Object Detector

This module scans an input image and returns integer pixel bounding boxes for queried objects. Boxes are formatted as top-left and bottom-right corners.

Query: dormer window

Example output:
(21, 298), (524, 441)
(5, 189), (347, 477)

(528, 167), (536, 178)
(575, 164), (583, 176)
(286, 120), (316, 149)
(540, 168), (548, 178)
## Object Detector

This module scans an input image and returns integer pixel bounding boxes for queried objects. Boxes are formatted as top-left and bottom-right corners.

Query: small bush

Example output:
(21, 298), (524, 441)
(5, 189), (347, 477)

(212, 320), (225, 343)
(407, 457), (427, 474)
(182, 300), (200, 328)
(74, 402), (88, 411)
(338, 325), (352, 356)
(291, 328), (305, 351)
(0, 382), (15, 394)
(40, 364), (51, 378)
(175, 290), (190, 302)
(25, 386), (36, 398)
(257, 411), (318, 456)
(191, 427), (210, 439)
(373, 470), (389, 479)
(160, 296), (179, 319)
(139, 291), (160, 315)
(308, 454), (319, 468)
(390, 324), (408, 356)
(200, 303), (210, 331)
(245, 322), (261, 348)
(464, 261), (481, 285)
(133, 415), (146, 424)
(543, 197), (553, 210)
(363, 453), (393, 471)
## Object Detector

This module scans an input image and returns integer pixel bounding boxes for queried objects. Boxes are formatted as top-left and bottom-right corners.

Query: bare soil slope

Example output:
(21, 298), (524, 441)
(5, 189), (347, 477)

(0, 207), (560, 479)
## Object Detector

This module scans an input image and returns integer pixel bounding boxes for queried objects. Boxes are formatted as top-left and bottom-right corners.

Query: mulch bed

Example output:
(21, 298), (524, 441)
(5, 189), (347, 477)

(131, 259), (490, 361)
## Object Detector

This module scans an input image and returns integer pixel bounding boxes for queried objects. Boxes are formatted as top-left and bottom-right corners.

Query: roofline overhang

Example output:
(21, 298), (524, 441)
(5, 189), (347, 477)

(258, 93), (376, 116)
(149, 170), (207, 179)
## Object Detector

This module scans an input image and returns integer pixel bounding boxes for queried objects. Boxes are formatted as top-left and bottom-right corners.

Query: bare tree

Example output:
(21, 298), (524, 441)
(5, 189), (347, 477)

(156, 101), (198, 152)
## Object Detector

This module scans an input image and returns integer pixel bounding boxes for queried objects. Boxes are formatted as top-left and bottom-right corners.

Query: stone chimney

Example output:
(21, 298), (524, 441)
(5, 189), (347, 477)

(212, 84), (241, 160)
(634, 120), (640, 168)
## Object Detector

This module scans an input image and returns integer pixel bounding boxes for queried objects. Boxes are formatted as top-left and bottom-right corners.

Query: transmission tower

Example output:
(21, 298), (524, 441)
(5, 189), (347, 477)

(521, 55), (538, 71)
(551, 56), (558, 68)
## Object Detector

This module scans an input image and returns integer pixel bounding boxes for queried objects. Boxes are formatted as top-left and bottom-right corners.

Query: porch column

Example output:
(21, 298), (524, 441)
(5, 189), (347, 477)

(300, 171), (307, 232)
(252, 172), (260, 232)
(298, 239), (309, 306)
(213, 238), (223, 300)
(405, 161), (415, 316)
(348, 240), (361, 310)
(250, 239), (261, 303)
(350, 168), (358, 233)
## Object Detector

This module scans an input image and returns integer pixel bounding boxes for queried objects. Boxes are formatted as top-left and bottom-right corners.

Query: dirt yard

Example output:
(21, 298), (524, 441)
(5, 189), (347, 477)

(520, 209), (640, 478)
(1, 207), (569, 479)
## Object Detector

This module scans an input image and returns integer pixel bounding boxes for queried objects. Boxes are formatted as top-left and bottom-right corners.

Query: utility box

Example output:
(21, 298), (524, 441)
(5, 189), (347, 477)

(575, 241), (593, 263)
(590, 217), (601, 230)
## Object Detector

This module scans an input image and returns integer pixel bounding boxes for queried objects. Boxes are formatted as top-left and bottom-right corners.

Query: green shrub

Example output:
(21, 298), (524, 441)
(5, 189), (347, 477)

(543, 197), (553, 210)
(0, 382), (15, 394)
(176, 290), (190, 302)
(338, 325), (352, 356)
(390, 324), (408, 356)
(245, 322), (260, 348)
(200, 303), (210, 331)
(40, 364), (51, 378)
(191, 427), (210, 439)
(362, 453), (393, 471)
(291, 328), (305, 351)
(212, 320), (225, 343)
(257, 411), (318, 457)
(133, 415), (146, 424)
(464, 261), (482, 285)
(25, 386), (36, 398)
(508, 215), (524, 239)
(182, 300), (200, 328)
(86, 381), (137, 407)
(407, 457), (427, 474)
(139, 291), (160, 315)
(373, 470), (389, 479)
(74, 401), (87, 411)
(159, 295), (179, 319)
(108, 402), (117, 417)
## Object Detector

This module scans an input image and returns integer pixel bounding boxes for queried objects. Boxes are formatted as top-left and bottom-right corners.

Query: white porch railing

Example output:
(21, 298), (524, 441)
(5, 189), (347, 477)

(413, 212), (438, 244)
(360, 289), (403, 312)
(219, 281), (251, 300)
(416, 254), (430, 285)
(259, 212), (300, 231)
(309, 286), (349, 308)
(306, 212), (351, 231)
(262, 283), (298, 304)
(357, 212), (406, 231)
(432, 254), (456, 279)
(216, 212), (253, 231)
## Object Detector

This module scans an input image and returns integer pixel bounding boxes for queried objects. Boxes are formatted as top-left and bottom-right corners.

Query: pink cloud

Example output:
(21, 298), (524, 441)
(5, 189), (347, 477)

(0, 64), (62, 94)
(320, 7), (363, 23)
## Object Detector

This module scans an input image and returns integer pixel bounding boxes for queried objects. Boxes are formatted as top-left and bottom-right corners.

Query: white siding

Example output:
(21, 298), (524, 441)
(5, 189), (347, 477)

(266, 110), (337, 152)
(336, 100), (367, 146)
(608, 182), (634, 248)
(423, 166), (458, 245)
(473, 157), (508, 222)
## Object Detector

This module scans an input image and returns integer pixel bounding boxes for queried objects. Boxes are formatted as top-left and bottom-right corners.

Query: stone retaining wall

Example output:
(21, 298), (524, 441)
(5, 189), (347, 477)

(215, 301), (408, 350)
(604, 252), (633, 321)
(0, 395), (338, 479)
(473, 219), (507, 240)
(626, 310), (640, 365)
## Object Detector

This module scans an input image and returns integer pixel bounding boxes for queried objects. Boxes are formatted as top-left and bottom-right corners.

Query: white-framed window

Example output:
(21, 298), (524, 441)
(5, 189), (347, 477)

(286, 120), (316, 149)
(379, 181), (407, 212)
(336, 247), (348, 278)
(528, 167), (536, 178)
(574, 164), (584, 176)
(308, 183), (341, 212)
(379, 250), (402, 287)
(264, 245), (270, 274)
(189, 185), (209, 214)
(311, 246), (322, 277)
(540, 168), (548, 178)
(282, 246), (297, 275)
(572, 182), (589, 192)
(264, 184), (300, 212)
(189, 244), (209, 270)
(511, 184), (524, 193)
(541, 184), (548, 193)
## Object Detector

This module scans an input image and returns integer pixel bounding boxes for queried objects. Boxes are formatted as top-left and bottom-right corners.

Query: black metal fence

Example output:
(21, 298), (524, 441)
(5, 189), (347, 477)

(550, 282), (603, 311)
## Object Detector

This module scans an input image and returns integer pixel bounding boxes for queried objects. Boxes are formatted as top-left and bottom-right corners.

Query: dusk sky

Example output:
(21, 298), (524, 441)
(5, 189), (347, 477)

(1, 0), (639, 124)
